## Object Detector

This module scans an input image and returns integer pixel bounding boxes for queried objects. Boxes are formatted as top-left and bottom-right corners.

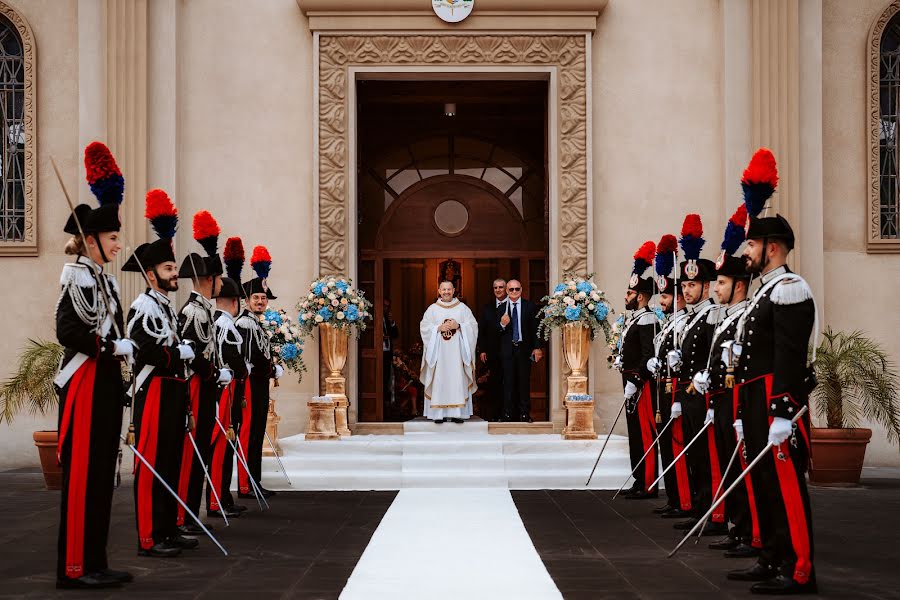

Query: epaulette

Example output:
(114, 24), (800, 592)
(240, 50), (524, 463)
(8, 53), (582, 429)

(129, 293), (166, 325)
(636, 311), (658, 326)
(215, 313), (243, 346)
(235, 313), (257, 329)
(59, 262), (96, 289)
(771, 276), (813, 306)
(181, 300), (209, 324)
(706, 304), (724, 325)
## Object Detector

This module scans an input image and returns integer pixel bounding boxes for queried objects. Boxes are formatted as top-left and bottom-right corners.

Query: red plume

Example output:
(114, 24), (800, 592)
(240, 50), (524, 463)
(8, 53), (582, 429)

(729, 204), (748, 227)
(224, 237), (244, 261)
(251, 246), (272, 264)
(145, 189), (177, 220)
(741, 147), (779, 188)
(192, 210), (220, 241)
(633, 241), (656, 263)
(680, 214), (703, 239)
(84, 141), (122, 184)
(656, 234), (678, 255)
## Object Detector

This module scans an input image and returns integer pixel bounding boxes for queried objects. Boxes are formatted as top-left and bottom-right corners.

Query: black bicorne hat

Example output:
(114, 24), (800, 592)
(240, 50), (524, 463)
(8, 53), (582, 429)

(242, 277), (277, 300)
(654, 276), (683, 296)
(679, 258), (717, 282)
(744, 214), (795, 250)
(627, 276), (654, 295)
(217, 277), (242, 299)
(121, 243), (149, 272)
(205, 254), (224, 277)
(178, 252), (209, 279)
(715, 254), (751, 280)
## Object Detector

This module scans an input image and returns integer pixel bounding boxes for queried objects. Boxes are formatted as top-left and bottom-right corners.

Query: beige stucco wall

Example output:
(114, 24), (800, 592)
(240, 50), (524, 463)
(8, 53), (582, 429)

(823, 0), (900, 465)
(0, 0), (80, 468)
(175, 0), (317, 441)
(590, 0), (725, 430)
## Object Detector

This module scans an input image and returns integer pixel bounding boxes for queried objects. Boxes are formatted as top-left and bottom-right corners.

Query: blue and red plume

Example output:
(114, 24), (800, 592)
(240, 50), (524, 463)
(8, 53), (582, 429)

(224, 237), (244, 283)
(655, 234), (678, 276)
(632, 240), (655, 276)
(192, 210), (220, 257)
(251, 245), (272, 279)
(721, 204), (748, 255)
(145, 189), (178, 240)
(679, 213), (705, 260)
(84, 142), (124, 206)
(741, 148), (778, 218)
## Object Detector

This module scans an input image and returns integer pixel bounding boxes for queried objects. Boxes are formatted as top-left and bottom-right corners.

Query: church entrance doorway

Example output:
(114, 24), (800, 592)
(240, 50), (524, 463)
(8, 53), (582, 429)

(355, 79), (550, 423)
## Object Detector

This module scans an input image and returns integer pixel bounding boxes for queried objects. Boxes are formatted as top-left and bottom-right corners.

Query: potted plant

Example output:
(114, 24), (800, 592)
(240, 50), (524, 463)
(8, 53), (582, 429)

(0, 339), (65, 490)
(810, 328), (899, 485)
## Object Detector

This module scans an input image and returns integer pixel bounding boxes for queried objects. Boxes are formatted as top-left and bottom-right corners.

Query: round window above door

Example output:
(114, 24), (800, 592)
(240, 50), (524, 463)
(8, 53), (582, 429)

(433, 199), (469, 236)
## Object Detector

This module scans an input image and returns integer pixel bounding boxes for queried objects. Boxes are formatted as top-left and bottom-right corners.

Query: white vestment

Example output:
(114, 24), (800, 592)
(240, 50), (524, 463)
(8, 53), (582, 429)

(419, 299), (478, 420)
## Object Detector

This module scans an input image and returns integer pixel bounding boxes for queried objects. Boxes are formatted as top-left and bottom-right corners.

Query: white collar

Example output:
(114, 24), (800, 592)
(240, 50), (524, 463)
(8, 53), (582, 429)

(726, 299), (748, 316)
(148, 288), (171, 306)
(496, 298), (507, 306)
(76, 254), (104, 274)
(761, 265), (788, 285)
(191, 290), (213, 310)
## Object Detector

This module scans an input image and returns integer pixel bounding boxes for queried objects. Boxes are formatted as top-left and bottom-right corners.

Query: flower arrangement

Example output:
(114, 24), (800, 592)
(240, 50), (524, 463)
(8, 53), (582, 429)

(607, 314), (626, 362)
(259, 308), (307, 382)
(537, 273), (613, 342)
(296, 275), (373, 338)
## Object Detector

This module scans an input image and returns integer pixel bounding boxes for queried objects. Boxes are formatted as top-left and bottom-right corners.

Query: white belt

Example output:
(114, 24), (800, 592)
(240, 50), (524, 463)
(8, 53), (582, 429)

(54, 353), (89, 388)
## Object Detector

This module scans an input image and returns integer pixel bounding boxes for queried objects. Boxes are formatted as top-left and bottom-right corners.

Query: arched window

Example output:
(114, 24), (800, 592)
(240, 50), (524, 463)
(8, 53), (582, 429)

(0, 3), (34, 256)
(869, 2), (900, 252)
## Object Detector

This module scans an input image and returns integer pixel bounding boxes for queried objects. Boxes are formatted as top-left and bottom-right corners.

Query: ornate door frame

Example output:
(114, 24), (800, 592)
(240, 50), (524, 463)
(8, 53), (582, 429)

(313, 34), (592, 427)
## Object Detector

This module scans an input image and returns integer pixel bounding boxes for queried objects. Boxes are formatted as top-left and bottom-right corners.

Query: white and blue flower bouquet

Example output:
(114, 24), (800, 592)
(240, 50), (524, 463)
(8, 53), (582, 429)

(296, 275), (373, 338)
(537, 273), (613, 343)
(260, 308), (307, 382)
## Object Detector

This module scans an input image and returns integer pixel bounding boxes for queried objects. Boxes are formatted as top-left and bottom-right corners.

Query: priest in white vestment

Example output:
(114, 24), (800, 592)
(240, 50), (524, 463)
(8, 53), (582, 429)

(419, 281), (479, 423)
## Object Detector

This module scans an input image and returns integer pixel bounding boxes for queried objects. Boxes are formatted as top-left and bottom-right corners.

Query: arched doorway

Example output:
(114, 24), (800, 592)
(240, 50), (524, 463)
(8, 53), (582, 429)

(355, 79), (550, 423)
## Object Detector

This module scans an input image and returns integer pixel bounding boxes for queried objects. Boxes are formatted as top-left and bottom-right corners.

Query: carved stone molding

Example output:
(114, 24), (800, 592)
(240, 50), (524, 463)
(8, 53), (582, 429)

(0, 1), (36, 256)
(867, 0), (900, 253)
(317, 34), (588, 275)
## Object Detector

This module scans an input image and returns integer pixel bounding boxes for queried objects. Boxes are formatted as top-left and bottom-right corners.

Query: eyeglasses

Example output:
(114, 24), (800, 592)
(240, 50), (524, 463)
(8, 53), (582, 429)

(507, 287), (521, 291)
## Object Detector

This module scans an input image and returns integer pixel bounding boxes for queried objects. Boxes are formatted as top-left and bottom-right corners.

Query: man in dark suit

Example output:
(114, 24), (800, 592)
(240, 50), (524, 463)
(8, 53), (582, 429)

(498, 279), (543, 422)
(383, 298), (399, 407)
(477, 278), (507, 421)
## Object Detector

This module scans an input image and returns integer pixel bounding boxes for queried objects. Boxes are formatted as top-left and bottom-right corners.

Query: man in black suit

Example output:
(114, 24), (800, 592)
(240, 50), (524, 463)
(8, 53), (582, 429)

(498, 279), (543, 422)
(477, 278), (507, 421)
(383, 298), (399, 407)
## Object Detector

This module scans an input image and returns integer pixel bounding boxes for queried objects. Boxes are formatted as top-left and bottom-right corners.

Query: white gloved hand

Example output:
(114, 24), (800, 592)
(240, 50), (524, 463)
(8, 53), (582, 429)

(720, 341), (743, 366)
(217, 368), (233, 385)
(692, 370), (711, 395)
(671, 401), (682, 419)
(177, 343), (195, 361)
(624, 381), (638, 400)
(112, 339), (136, 365)
(612, 355), (623, 372)
(733, 419), (744, 442)
(647, 357), (661, 376)
(667, 349), (683, 371)
(246, 361), (253, 374)
(768, 416), (793, 446)
(274, 364), (284, 380)
(704, 408), (714, 425)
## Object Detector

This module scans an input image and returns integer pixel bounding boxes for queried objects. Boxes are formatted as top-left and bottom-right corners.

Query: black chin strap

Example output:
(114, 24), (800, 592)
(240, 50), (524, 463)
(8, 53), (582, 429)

(88, 233), (110, 264)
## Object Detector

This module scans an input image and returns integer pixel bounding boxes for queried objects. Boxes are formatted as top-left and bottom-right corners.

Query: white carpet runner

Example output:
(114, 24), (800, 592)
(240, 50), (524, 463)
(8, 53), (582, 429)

(339, 488), (563, 600)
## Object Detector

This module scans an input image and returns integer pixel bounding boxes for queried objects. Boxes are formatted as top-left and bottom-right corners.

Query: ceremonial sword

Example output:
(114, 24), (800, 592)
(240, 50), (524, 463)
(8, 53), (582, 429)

(585, 399), (626, 486)
(693, 438), (743, 543)
(213, 416), (268, 511)
(668, 406), (808, 558)
(264, 429), (292, 486)
(648, 419), (712, 491)
(611, 415), (676, 499)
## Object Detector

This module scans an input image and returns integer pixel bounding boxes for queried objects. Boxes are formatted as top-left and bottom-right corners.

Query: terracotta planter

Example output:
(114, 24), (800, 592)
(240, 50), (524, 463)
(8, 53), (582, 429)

(809, 427), (872, 486)
(33, 430), (62, 490)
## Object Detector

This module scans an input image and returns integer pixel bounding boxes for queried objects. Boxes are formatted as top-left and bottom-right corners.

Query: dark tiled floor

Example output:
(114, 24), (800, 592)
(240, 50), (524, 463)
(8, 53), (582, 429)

(0, 471), (395, 600)
(513, 479), (900, 600)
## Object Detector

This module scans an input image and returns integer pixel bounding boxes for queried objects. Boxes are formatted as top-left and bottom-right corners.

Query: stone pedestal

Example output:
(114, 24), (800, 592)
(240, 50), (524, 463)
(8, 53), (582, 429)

(562, 397), (597, 440)
(306, 396), (339, 441)
(327, 376), (352, 437)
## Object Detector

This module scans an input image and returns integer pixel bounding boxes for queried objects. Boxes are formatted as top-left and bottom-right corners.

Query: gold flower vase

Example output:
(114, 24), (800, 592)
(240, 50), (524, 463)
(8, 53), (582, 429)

(561, 322), (596, 440)
(320, 323), (352, 437)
